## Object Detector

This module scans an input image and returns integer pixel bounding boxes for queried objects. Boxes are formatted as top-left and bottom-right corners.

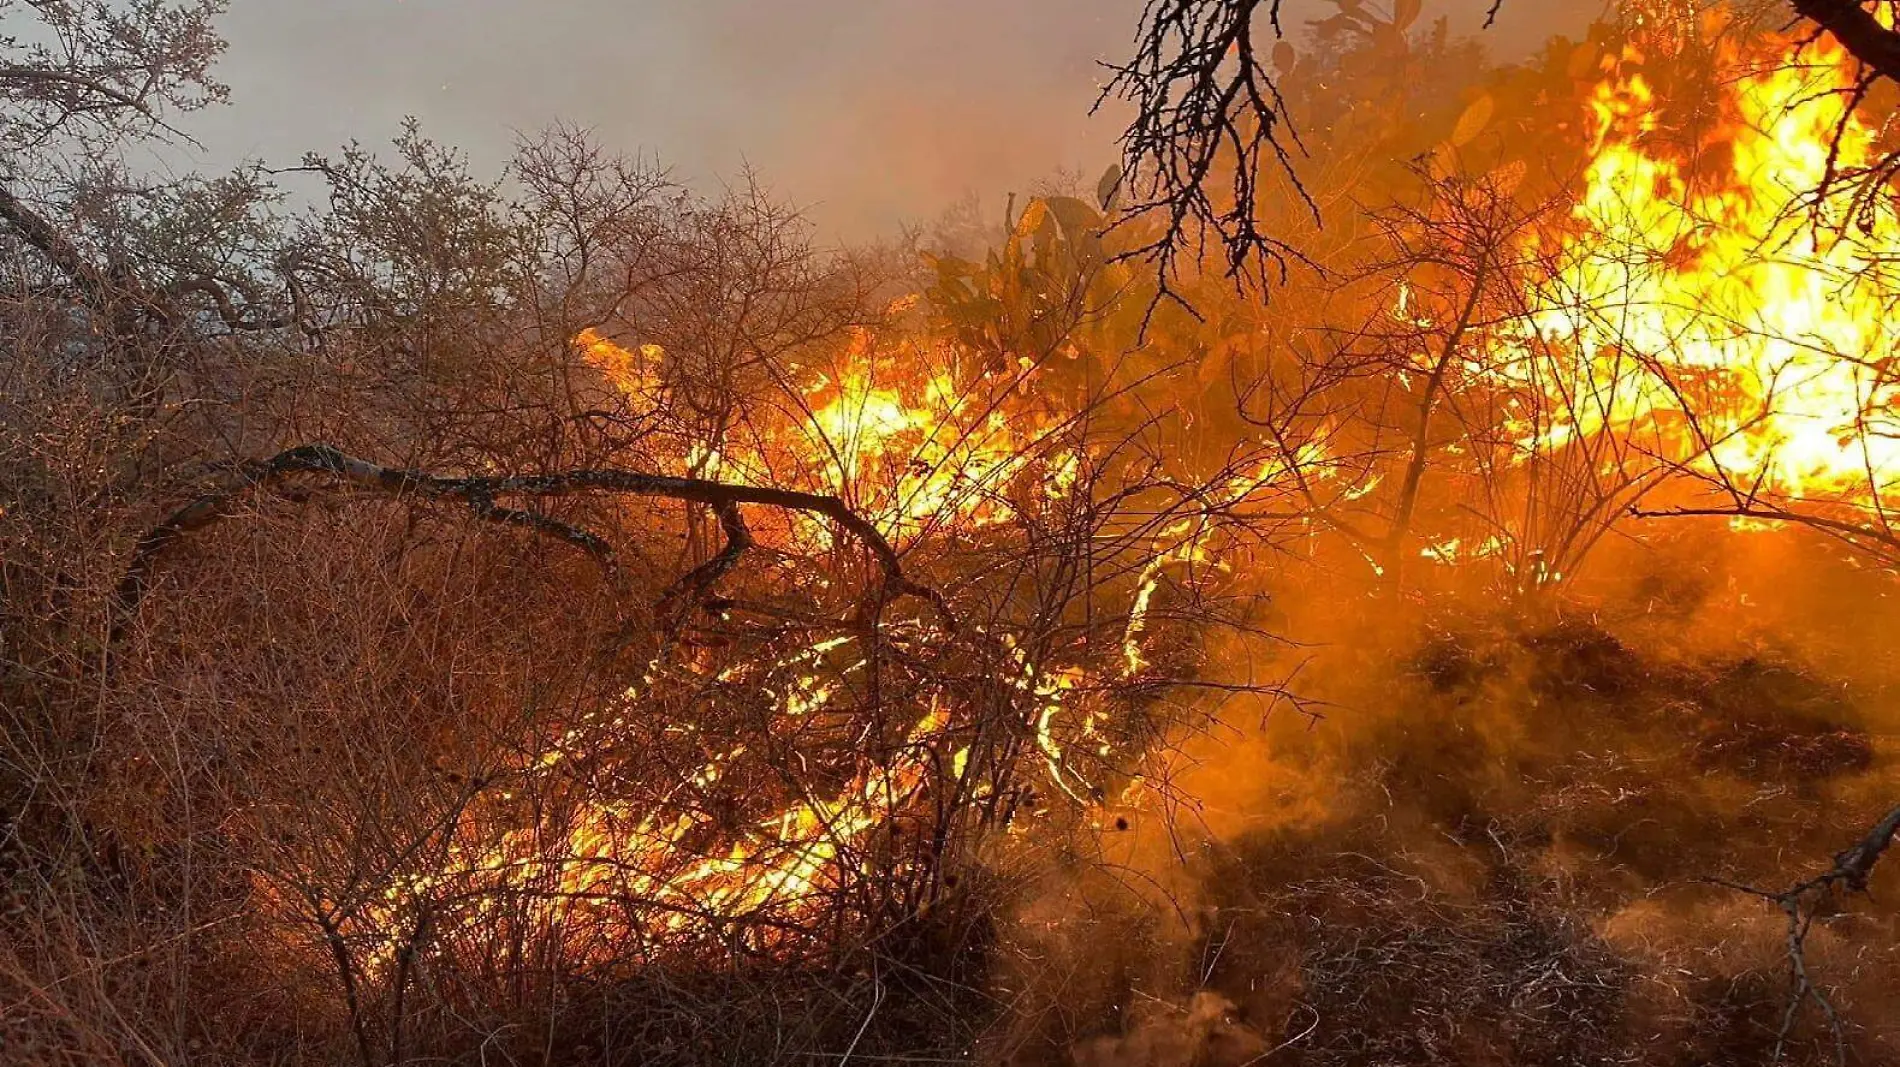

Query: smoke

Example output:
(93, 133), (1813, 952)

(171, 0), (1597, 241)
(1071, 992), (1271, 1067)
(987, 526), (1900, 1065)
(133, 3), (1900, 1063)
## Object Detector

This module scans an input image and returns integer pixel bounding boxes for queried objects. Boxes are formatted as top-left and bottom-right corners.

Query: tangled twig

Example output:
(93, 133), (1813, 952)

(1705, 802), (1900, 1065)
(1097, 0), (1314, 314)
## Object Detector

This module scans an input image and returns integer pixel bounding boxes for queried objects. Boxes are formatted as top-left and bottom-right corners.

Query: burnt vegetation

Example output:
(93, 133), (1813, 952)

(5, 1), (1900, 1065)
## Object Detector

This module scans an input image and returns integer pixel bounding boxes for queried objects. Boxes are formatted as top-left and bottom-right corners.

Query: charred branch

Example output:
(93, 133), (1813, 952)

(657, 500), (752, 625)
(1631, 503), (1900, 566)
(1793, 0), (1900, 84)
(116, 444), (947, 636)
(1831, 803), (1900, 891)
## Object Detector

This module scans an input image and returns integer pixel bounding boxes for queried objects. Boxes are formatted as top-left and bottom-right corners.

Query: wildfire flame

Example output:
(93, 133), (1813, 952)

(325, 12), (1900, 972)
(1498, 25), (1900, 516)
(330, 311), (1211, 963)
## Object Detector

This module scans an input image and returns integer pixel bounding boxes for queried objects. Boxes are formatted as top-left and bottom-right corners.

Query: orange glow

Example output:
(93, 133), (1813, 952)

(424, 15), (1900, 970)
(1493, 28), (1899, 516)
(796, 334), (1042, 539)
(574, 327), (664, 405)
(350, 637), (956, 968)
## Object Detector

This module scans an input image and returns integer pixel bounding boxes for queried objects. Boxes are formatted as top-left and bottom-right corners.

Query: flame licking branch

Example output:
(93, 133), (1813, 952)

(1493, 24), (1900, 522)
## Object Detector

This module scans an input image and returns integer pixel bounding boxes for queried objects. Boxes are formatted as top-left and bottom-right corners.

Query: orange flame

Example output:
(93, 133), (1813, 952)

(1498, 28), (1900, 515)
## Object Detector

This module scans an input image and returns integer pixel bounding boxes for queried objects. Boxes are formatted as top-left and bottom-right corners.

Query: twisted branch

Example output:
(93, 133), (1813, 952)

(116, 444), (948, 636)
(1706, 803), (1900, 1065)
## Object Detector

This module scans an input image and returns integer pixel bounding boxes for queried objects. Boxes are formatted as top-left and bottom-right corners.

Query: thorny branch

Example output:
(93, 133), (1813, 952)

(1098, 0), (1314, 311)
(115, 444), (948, 636)
(1707, 803), (1900, 1065)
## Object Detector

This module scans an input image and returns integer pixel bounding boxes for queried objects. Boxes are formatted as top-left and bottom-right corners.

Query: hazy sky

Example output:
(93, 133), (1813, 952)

(175, 0), (1599, 239)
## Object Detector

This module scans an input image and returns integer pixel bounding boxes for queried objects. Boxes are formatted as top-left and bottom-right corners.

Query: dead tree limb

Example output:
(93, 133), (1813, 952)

(0, 182), (172, 326)
(1705, 802), (1900, 1065)
(657, 500), (752, 625)
(115, 443), (948, 637)
(1793, 0), (1900, 84)
(1631, 503), (1900, 567)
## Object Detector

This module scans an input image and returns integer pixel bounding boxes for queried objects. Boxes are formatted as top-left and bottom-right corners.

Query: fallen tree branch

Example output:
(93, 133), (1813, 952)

(1704, 802), (1900, 1065)
(115, 443), (949, 637)
(1830, 803), (1900, 891)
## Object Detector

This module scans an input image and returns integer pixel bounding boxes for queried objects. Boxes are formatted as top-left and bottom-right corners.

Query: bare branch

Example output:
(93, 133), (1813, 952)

(160, 275), (291, 331)
(0, 65), (157, 115)
(1631, 503), (1900, 566)
(1706, 802), (1900, 1065)
(1098, 0), (1312, 302)
(1793, 0), (1900, 84)
(0, 0), (227, 145)
(0, 181), (170, 323)
(115, 444), (948, 633)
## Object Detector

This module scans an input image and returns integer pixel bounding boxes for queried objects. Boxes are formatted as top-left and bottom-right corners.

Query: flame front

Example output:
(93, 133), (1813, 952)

(297, 10), (1900, 979)
(1500, 25), (1900, 517)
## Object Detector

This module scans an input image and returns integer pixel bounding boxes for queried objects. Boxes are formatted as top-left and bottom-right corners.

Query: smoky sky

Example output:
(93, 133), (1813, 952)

(176, 0), (1599, 239)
